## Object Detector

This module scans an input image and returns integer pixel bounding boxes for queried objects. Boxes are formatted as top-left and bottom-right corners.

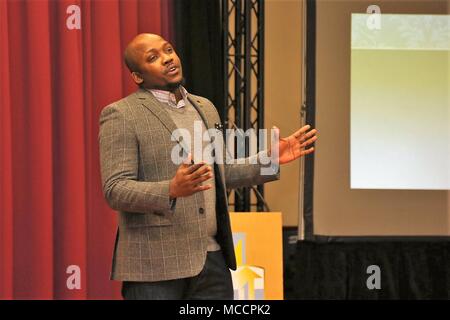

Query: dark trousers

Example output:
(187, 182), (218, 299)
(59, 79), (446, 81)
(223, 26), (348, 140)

(121, 250), (234, 300)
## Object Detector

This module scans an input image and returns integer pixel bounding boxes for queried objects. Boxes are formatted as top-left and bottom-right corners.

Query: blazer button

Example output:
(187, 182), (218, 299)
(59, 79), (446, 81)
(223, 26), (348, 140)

(199, 207), (205, 214)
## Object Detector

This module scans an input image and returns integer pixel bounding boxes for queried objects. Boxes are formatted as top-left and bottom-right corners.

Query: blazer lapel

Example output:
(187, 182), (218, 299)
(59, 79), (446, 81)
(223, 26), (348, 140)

(133, 89), (226, 187)
(188, 94), (227, 188)
(134, 88), (191, 155)
(187, 95), (216, 131)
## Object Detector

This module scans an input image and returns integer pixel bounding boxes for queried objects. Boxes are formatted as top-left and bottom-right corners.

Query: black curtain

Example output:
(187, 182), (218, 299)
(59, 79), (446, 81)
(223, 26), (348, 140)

(173, 0), (224, 120)
(285, 241), (450, 299)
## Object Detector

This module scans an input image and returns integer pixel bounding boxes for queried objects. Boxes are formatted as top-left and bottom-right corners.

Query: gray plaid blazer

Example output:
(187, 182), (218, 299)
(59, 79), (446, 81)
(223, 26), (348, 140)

(98, 88), (279, 282)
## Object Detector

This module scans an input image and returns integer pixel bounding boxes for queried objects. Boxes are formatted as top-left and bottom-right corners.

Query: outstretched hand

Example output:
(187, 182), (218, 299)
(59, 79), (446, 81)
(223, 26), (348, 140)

(270, 125), (318, 165)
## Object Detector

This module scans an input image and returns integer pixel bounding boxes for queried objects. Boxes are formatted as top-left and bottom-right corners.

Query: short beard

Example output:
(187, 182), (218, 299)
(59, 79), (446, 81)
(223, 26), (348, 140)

(165, 77), (186, 92)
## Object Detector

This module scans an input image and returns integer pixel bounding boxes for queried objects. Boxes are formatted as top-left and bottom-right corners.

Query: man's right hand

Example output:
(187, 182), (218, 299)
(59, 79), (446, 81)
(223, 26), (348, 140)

(169, 156), (213, 199)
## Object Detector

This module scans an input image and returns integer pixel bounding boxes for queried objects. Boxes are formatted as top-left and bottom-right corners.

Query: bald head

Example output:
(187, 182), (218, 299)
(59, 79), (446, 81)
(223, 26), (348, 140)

(123, 33), (183, 90)
(124, 33), (163, 73)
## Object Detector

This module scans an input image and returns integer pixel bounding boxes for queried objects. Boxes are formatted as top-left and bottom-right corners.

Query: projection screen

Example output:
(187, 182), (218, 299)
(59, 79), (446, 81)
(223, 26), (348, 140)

(307, 0), (449, 238)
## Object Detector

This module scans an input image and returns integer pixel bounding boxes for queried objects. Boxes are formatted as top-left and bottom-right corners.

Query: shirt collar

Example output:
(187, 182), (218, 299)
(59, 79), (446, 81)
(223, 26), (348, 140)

(148, 86), (188, 109)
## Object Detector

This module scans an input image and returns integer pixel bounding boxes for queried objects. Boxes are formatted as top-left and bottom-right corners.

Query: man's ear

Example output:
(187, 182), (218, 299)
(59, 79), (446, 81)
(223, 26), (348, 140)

(131, 72), (144, 85)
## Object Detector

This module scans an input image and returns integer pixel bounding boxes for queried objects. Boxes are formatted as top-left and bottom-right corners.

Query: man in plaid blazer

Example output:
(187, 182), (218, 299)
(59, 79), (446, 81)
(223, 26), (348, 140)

(98, 33), (318, 299)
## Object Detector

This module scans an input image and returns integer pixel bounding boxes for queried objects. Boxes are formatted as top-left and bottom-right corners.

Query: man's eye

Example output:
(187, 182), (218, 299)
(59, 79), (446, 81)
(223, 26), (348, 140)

(148, 55), (157, 62)
(167, 47), (173, 53)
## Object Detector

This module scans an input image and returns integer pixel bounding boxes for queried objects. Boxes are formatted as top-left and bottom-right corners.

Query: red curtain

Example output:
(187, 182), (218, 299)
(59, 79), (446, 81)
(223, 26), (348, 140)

(0, 0), (173, 299)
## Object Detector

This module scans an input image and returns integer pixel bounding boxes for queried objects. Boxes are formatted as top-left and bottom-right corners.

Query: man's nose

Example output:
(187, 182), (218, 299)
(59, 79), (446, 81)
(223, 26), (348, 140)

(162, 53), (173, 65)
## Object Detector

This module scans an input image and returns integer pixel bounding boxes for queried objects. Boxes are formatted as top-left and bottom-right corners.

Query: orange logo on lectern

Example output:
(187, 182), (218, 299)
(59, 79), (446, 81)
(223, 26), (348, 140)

(231, 233), (265, 300)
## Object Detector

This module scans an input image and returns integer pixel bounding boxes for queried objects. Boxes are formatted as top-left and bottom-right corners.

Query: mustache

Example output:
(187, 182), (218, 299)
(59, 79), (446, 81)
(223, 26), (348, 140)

(165, 63), (180, 74)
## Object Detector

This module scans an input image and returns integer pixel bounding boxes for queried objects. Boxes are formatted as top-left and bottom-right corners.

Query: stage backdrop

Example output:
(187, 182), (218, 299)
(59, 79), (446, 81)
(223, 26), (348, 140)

(0, 0), (173, 299)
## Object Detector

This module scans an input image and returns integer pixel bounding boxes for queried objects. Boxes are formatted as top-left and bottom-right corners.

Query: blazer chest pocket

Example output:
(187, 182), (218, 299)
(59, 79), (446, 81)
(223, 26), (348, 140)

(120, 211), (173, 228)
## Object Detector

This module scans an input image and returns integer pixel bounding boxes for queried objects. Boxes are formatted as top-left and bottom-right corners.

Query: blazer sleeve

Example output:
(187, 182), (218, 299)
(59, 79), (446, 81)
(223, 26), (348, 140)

(224, 150), (280, 189)
(199, 97), (280, 189)
(98, 104), (175, 216)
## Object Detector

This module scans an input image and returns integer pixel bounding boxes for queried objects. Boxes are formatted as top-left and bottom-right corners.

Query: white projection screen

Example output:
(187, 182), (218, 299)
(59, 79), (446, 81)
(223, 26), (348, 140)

(311, 0), (450, 237)
(351, 13), (449, 190)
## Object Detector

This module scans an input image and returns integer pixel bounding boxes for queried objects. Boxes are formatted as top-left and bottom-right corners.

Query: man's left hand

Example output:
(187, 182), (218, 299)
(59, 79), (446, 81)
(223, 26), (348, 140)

(270, 124), (318, 165)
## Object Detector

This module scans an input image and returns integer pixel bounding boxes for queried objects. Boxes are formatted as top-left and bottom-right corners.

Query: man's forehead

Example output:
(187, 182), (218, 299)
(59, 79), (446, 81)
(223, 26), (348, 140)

(133, 35), (168, 53)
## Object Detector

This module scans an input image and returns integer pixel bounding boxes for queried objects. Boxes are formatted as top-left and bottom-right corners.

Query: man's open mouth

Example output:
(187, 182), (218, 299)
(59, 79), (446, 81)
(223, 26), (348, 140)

(166, 65), (179, 75)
